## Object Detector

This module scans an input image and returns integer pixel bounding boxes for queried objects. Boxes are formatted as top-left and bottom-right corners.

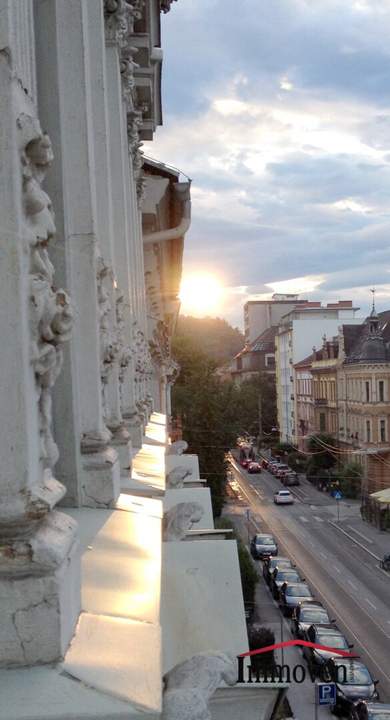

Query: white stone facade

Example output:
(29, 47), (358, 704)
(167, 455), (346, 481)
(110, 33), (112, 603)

(0, 3), (287, 718)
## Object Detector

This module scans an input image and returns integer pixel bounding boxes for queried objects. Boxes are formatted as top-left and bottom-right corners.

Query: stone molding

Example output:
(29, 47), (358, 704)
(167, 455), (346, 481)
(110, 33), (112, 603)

(162, 502), (203, 541)
(162, 652), (237, 720)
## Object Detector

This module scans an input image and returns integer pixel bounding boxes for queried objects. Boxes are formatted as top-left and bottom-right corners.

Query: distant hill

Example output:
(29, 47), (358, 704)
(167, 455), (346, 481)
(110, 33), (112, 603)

(175, 315), (244, 365)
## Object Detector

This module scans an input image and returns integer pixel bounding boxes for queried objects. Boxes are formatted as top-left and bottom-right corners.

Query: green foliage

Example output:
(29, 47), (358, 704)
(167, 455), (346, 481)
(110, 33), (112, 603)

(306, 434), (338, 476)
(237, 541), (259, 604)
(171, 332), (277, 516)
(248, 626), (276, 674)
(333, 461), (363, 498)
(175, 315), (244, 365)
(271, 442), (294, 457)
(287, 451), (305, 472)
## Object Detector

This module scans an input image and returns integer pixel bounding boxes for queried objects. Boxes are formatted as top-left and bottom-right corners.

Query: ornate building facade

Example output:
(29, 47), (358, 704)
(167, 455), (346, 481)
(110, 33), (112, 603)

(0, 3), (286, 719)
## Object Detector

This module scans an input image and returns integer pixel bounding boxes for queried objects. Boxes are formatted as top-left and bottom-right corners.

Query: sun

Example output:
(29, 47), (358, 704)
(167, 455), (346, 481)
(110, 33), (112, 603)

(179, 273), (223, 316)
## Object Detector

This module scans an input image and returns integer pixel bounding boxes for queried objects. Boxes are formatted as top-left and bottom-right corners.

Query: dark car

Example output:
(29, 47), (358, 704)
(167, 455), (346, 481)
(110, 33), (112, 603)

(263, 556), (292, 585)
(282, 472), (300, 487)
(250, 533), (278, 559)
(292, 601), (333, 638)
(302, 624), (352, 675)
(350, 702), (390, 720)
(248, 462), (262, 474)
(271, 568), (302, 600)
(323, 658), (379, 716)
(279, 582), (314, 616)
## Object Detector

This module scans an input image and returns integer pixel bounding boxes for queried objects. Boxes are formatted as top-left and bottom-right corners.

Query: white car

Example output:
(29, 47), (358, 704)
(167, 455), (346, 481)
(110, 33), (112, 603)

(274, 489), (294, 505)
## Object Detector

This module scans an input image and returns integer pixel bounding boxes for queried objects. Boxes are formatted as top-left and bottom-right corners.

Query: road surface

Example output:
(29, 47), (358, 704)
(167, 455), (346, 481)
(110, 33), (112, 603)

(229, 457), (390, 702)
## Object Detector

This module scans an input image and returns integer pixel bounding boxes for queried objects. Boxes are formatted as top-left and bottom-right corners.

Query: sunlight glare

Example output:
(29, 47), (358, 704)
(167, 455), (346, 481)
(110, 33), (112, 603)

(179, 273), (224, 316)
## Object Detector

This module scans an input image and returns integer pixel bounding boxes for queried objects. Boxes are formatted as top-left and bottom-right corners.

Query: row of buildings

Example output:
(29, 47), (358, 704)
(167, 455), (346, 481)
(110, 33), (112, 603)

(0, 2), (287, 719)
(229, 295), (390, 496)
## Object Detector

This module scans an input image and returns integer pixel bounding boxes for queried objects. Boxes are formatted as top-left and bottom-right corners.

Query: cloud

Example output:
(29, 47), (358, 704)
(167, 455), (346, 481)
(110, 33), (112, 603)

(149, 0), (390, 328)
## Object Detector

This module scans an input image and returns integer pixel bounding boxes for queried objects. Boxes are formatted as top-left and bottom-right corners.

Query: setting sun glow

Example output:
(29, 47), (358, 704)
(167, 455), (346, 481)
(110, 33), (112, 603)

(179, 273), (223, 316)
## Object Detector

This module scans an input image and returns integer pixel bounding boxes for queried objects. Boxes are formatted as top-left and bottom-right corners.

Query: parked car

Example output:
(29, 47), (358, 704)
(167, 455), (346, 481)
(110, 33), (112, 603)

(271, 567), (302, 600)
(263, 556), (293, 585)
(240, 458), (251, 469)
(292, 601), (333, 638)
(275, 464), (289, 478)
(250, 533), (278, 559)
(302, 624), (352, 675)
(323, 658), (379, 716)
(282, 472), (300, 486)
(350, 702), (390, 720)
(274, 489), (294, 505)
(279, 582), (314, 616)
(248, 461), (262, 474)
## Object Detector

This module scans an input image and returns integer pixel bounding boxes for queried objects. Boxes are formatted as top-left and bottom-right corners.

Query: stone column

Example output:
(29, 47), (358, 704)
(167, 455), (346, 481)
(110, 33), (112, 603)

(86, 0), (132, 476)
(104, 0), (144, 448)
(0, 0), (80, 665)
(34, 0), (120, 507)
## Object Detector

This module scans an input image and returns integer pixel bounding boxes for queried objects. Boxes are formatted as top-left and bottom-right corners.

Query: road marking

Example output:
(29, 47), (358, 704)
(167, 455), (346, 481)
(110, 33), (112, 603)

(366, 598), (377, 610)
(348, 580), (358, 590)
(329, 521), (381, 562)
(253, 488), (263, 498)
(347, 525), (373, 544)
(272, 535), (390, 686)
(299, 515), (309, 523)
(334, 567), (341, 573)
(314, 516), (324, 522)
(320, 552), (328, 560)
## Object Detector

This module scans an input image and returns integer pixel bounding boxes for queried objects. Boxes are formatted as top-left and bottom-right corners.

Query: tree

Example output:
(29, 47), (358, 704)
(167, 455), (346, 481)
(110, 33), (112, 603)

(305, 434), (338, 480)
(333, 461), (363, 499)
(175, 315), (244, 365)
(172, 336), (239, 516)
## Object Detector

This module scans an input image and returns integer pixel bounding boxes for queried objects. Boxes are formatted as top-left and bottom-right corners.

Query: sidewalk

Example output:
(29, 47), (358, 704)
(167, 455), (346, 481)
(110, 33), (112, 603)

(223, 505), (328, 720)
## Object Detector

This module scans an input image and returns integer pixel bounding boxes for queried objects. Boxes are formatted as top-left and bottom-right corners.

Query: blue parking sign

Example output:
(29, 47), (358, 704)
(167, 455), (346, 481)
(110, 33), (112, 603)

(316, 682), (336, 706)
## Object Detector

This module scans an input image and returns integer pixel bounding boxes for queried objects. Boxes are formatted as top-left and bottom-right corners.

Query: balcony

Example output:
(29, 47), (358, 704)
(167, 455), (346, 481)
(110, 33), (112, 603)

(315, 398), (327, 406)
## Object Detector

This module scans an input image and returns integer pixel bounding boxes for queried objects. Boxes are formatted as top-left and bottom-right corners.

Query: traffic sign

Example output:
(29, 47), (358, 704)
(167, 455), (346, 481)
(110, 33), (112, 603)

(334, 490), (343, 500)
(316, 682), (336, 706)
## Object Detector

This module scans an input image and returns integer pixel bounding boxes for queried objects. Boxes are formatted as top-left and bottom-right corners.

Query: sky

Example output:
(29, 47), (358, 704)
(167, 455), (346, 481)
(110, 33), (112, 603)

(146, 0), (390, 329)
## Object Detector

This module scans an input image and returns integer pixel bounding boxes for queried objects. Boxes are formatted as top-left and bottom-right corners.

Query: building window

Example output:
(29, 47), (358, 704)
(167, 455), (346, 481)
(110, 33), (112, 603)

(366, 420), (371, 443)
(319, 413), (326, 432)
(380, 419), (386, 443)
(379, 380), (384, 402)
(365, 381), (370, 403)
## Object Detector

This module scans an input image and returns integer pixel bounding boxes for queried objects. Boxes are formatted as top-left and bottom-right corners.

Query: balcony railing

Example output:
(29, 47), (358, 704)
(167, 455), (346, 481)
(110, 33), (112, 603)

(314, 398), (327, 406)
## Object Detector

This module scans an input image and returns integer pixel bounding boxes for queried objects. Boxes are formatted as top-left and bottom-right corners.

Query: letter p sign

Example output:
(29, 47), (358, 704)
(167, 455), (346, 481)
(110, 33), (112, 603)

(316, 682), (336, 706)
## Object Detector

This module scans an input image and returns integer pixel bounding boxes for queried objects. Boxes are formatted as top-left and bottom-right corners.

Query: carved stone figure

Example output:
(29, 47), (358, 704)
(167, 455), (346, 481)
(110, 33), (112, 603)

(167, 440), (188, 456)
(162, 502), (203, 541)
(19, 113), (73, 472)
(166, 466), (192, 489)
(96, 255), (117, 418)
(162, 652), (237, 720)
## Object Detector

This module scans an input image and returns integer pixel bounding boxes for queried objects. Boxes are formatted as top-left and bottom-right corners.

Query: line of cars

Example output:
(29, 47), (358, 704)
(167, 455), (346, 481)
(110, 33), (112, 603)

(251, 538), (388, 718)
(263, 457), (301, 487)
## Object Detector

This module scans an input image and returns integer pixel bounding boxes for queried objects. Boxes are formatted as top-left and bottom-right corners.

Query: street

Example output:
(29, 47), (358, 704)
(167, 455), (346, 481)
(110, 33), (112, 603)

(228, 457), (390, 703)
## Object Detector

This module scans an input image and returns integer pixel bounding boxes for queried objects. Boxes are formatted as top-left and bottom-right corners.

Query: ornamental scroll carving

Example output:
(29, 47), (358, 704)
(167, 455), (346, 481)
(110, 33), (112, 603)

(162, 652), (237, 720)
(162, 502), (203, 541)
(19, 114), (73, 471)
(115, 291), (132, 408)
(166, 466), (192, 489)
(96, 256), (118, 419)
(149, 319), (170, 364)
